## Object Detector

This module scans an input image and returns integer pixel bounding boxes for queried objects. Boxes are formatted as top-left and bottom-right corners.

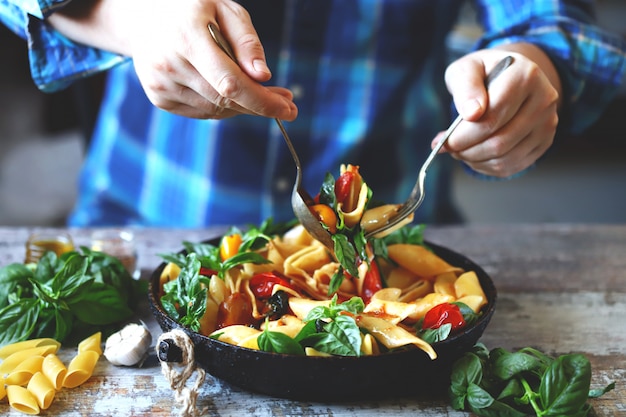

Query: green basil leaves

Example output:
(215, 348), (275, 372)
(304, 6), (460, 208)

(449, 344), (614, 416)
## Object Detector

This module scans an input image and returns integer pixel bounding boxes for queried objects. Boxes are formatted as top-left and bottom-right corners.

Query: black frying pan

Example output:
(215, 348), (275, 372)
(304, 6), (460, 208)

(148, 241), (497, 401)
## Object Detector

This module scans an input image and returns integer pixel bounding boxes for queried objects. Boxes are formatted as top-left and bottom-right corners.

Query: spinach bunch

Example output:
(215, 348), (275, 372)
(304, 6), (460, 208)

(256, 295), (365, 356)
(450, 343), (615, 416)
(0, 248), (146, 346)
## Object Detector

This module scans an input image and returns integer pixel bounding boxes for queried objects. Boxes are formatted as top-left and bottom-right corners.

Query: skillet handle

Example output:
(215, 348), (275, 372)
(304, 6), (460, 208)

(157, 338), (184, 363)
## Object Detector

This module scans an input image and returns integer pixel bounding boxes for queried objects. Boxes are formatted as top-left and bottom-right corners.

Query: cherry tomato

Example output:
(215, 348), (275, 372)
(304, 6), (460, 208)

(309, 203), (338, 233)
(199, 267), (217, 277)
(216, 292), (255, 328)
(220, 233), (242, 261)
(422, 303), (466, 331)
(335, 170), (357, 205)
(361, 260), (383, 304)
(249, 272), (296, 299)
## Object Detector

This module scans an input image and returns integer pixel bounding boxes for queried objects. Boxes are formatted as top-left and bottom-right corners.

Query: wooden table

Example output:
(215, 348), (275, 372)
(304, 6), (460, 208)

(1, 224), (624, 416)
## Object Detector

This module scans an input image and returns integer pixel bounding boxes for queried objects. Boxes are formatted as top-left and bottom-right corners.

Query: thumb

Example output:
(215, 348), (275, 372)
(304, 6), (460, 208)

(210, 22), (272, 83)
(445, 55), (489, 121)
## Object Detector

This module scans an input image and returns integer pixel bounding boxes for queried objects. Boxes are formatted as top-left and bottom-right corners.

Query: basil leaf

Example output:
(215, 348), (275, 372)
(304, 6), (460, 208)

(589, 381), (615, 398)
(450, 352), (485, 408)
(490, 347), (546, 380)
(258, 329), (304, 355)
(332, 234), (359, 277)
(0, 263), (32, 308)
(539, 354), (591, 416)
(318, 172), (337, 207)
(68, 282), (134, 325)
(0, 299), (40, 345)
(421, 323), (452, 344)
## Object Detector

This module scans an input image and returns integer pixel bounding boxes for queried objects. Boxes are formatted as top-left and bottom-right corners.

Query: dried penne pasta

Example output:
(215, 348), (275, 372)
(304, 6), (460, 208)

(27, 371), (56, 410)
(41, 353), (67, 390)
(4, 355), (45, 386)
(0, 338), (60, 360)
(1, 376), (6, 400)
(78, 332), (103, 355)
(63, 350), (100, 388)
(6, 385), (40, 415)
(0, 345), (59, 375)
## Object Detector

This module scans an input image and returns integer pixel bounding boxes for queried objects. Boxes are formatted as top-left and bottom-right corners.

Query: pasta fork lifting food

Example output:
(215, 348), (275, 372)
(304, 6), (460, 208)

(363, 55), (515, 239)
(208, 24), (334, 250)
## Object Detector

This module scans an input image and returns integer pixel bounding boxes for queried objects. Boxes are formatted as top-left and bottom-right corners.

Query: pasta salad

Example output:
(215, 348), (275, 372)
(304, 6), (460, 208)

(158, 165), (488, 358)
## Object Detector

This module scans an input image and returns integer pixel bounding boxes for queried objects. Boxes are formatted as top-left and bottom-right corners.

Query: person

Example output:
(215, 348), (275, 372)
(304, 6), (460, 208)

(1, 0), (624, 228)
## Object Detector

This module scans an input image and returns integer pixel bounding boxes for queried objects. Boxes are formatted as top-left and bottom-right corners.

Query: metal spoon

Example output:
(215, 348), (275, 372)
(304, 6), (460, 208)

(363, 55), (515, 239)
(208, 24), (334, 249)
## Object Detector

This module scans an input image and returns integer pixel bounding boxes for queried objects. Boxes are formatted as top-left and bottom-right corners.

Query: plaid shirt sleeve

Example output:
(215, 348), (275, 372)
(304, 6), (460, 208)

(0, 0), (127, 92)
(474, 0), (626, 135)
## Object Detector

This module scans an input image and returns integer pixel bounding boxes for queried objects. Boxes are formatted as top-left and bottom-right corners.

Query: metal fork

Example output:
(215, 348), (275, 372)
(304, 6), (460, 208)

(363, 55), (515, 239)
(208, 24), (334, 249)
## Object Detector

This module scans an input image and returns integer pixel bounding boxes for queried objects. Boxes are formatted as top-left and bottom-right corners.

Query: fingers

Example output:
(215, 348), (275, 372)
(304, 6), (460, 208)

(130, 0), (298, 120)
(440, 50), (559, 177)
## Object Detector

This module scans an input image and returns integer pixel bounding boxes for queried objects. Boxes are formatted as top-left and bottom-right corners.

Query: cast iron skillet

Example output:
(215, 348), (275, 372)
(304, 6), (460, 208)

(148, 240), (497, 401)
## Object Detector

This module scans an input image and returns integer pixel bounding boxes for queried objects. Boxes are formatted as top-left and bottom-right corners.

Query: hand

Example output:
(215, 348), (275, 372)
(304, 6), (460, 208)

(50, 0), (298, 120)
(129, 0), (298, 119)
(435, 45), (561, 177)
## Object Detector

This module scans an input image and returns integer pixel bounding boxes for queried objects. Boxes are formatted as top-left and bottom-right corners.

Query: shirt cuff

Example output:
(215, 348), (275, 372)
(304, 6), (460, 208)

(25, 4), (128, 92)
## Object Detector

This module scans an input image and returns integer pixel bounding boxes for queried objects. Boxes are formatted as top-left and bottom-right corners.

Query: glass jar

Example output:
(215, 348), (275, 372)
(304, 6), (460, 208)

(90, 229), (139, 278)
(25, 231), (75, 264)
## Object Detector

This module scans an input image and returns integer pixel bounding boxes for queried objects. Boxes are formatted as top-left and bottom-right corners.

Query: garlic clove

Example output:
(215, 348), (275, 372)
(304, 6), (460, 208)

(104, 323), (152, 367)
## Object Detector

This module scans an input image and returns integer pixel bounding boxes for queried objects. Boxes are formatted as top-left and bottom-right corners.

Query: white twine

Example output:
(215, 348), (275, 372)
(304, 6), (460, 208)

(156, 329), (207, 417)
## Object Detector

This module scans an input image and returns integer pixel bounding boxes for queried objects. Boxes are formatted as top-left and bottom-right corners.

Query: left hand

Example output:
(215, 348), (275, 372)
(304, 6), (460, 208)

(437, 45), (561, 178)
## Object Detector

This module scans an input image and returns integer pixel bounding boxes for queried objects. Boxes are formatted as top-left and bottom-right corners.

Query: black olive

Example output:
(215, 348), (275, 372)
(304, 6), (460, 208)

(265, 290), (290, 319)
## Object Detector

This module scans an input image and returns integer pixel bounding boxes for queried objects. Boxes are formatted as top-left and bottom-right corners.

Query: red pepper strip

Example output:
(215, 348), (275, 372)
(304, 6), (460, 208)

(422, 303), (466, 331)
(361, 260), (383, 304)
(249, 272), (296, 299)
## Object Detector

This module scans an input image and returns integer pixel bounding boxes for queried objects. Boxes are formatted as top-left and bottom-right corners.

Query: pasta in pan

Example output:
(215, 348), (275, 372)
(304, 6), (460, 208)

(159, 165), (489, 359)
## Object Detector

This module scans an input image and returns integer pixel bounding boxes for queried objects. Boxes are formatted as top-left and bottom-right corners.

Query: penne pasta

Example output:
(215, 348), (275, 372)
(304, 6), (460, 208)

(78, 332), (103, 356)
(27, 371), (56, 410)
(0, 345), (59, 375)
(0, 338), (60, 360)
(63, 350), (100, 389)
(6, 384), (40, 415)
(42, 353), (67, 390)
(387, 244), (463, 279)
(1, 376), (6, 400)
(4, 355), (45, 386)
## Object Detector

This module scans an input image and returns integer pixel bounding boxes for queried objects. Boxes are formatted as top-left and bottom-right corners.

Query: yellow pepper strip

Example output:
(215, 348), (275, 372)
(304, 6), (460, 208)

(220, 233), (242, 261)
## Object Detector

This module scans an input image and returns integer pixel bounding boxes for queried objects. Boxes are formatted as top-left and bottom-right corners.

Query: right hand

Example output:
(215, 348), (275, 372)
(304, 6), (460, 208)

(129, 0), (297, 119)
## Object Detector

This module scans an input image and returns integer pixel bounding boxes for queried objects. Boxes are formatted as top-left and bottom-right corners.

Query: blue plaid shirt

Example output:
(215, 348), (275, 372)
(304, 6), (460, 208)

(2, 0), (625, 227)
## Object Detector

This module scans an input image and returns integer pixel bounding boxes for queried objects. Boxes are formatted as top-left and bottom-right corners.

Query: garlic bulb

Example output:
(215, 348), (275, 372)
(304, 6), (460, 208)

(104, 323), (152, 366)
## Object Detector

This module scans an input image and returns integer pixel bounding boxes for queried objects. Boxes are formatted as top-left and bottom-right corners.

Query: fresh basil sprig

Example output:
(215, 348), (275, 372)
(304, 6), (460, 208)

(449, 343), (615, 416)
(257, 296), (365, 357)
(0, 248), (146, 346)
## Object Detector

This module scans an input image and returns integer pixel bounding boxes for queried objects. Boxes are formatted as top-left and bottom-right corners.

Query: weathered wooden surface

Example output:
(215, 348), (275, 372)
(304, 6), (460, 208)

(1, 225), (625, 416)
